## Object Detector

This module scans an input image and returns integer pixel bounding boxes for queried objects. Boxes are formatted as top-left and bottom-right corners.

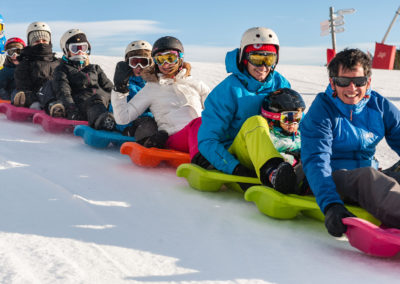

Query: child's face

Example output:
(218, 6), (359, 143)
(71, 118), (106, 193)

(280, 121), (299, 133)
(279, 110), (302, 133)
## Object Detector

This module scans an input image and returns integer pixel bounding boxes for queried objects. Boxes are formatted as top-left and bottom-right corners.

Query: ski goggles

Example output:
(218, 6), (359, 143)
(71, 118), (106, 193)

(128, 56), (151, 68)
(68, 42), (89, 54)
(0, 23), (3, 32)
(247, 52), (277, 67)
(6, 48), (22, 57)
(332, 76), (369, 87)
(154, 51), (180, 65)
(262, 110), (302, 125)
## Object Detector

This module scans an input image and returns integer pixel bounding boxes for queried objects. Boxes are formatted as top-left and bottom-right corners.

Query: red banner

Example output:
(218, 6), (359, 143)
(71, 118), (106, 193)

(372, 43), (396, 70)
(327, 48), (336, 65)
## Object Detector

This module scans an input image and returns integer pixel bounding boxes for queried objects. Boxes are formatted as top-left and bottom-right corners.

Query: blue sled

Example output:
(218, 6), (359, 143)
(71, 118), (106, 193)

(74, 125), (135, 148)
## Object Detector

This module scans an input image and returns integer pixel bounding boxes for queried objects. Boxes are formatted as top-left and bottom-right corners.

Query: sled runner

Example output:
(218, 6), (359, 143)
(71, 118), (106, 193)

(73, 125), (135, 148)
(244, 185), (379, 224)
(343, 217), (400, 257)
(0, 103), (44, 121)
(176, 163), (261, 192)
(33, 112), (88, 133)
(120, 142), (190, 168)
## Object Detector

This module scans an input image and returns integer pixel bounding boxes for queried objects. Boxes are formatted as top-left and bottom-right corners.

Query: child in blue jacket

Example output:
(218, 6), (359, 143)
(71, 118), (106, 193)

(0, 37), (25, 99)
(110, 40), (156, 140)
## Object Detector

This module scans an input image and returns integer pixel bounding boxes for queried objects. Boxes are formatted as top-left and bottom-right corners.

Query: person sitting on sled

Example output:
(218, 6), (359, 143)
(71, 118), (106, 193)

(12, 21), (60, 109)
(110, 40), (158, 140)
(300, 48), (400, 237)
(260, 88), (308, 191)
(111, 36), (210, 157)
(0, 37), (26, 100)
(44, 28), (115, 131)
(194, 27), (300, 195)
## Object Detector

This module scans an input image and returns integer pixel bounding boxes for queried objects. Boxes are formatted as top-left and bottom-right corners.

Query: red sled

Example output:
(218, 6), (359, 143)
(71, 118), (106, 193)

(0, 103), (44, 121)
(33, 112), (88, 133)
(120, 142), (190, 168)
(343, 217), (400, 257)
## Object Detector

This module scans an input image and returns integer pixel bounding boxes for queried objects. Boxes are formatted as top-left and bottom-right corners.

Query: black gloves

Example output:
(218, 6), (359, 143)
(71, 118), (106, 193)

(113, 61), (133, 94)
(233, 164), (257, 177)
(324, 203), (355, 237)
(66, 104), (81, 121)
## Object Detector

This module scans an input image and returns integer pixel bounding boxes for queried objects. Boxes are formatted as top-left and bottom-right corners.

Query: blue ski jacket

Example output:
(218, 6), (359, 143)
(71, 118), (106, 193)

(300, 84), (400, 212)
(198, 48), (291, 174)
(109, 75), (152, 132)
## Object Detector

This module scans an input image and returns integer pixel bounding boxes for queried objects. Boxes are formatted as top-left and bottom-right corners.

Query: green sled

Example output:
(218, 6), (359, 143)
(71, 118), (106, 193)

(176, 163), (260, 193)
(177, 163), (380, 225)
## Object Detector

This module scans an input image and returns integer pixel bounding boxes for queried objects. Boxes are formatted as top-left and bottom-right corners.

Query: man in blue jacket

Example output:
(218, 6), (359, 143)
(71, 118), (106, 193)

(196, 27), (298, 194)
(301, 48), (400, 237)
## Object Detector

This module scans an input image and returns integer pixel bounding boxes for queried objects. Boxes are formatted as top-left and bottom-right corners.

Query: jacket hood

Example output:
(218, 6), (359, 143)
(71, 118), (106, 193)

(324, 84), (372, 119)
(225, 48), (278, 93)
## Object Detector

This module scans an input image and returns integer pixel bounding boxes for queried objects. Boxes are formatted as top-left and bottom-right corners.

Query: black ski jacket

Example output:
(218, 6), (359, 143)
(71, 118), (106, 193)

(14, 43), (60, 93)
(52, 57), (113, 109)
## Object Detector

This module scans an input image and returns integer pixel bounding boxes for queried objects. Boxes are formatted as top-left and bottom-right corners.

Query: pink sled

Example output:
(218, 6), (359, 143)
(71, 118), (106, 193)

(343, 217), (400, 257)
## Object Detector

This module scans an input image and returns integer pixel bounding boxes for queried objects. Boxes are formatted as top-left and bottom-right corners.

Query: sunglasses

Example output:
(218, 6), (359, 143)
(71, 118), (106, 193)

(128, 56), (151, 69)
(332, 76), (369, 87)
(6, 48), (22, 57)
(154, 52), (179, 65)
(69, 42), (89, 54)
(247, 52), (277, 67)
(262, 110), (302, 125)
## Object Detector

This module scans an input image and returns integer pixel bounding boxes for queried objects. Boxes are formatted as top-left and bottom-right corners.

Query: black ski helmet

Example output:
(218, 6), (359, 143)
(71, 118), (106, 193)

(151, 36), (184, 56)
(261, 88), (306, 119)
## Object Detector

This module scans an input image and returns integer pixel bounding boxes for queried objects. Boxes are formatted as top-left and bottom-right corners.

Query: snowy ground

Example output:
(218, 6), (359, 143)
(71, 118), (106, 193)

(1, 55), (400, 283)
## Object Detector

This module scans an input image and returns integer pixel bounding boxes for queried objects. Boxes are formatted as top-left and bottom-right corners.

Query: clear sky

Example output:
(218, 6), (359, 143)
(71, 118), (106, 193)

(2, 0), (400, 65)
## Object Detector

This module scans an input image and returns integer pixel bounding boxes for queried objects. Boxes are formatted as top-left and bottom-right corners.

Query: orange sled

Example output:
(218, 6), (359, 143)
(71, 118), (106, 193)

(0, 99), (11, 104)
(120, 142), (190, 168)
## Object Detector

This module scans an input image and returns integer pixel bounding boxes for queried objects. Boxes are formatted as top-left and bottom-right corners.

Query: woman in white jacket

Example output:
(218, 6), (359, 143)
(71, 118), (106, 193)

(111, 36), (210, 158)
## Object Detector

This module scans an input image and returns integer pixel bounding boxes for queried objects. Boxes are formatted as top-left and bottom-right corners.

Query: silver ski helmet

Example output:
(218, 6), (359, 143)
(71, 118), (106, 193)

(239, 27), (279, 64)
(125, 40), (152, 60)
(60, 28), (91, 56)
(151, 36), (184, 57)
(26, 21), (51, 45)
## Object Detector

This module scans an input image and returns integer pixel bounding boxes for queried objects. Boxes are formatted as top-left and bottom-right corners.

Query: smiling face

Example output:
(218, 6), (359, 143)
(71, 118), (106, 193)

(247, 63), (272, 82)
(329, 63), (371, 105)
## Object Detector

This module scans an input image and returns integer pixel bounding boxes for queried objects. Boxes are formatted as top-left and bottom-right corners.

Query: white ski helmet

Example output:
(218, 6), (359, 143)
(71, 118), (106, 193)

(239, 27), (280, 63)
(26, 21), (51, 45)
(60, 28), (88, 56)
(124, 40), (152, 57)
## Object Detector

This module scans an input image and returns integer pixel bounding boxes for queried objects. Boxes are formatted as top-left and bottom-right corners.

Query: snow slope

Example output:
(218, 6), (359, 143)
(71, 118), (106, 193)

(1, 55), (400, 284)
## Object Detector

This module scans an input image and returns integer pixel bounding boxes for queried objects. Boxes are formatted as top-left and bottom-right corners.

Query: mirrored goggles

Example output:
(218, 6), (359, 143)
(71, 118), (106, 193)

(247, 52), (277, 67)
(68, 42), (89, 54)
(0, 23), (3, 32)
(6, 48), (22, 57)
(154, 52), (179, 65)
(332, 76), (369, 87)
(128, 56), (151, 68)
(262, 110), (302, 125)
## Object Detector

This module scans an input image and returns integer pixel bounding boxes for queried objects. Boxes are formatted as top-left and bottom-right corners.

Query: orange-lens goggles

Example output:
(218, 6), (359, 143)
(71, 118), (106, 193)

(154, 52), (179, 65)
(0, 23), (3, 32)
(248, 52), (277, 67)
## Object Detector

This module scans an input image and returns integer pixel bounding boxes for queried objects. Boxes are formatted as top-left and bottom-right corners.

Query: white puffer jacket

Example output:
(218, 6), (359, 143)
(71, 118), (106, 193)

(111, 68), (210, 135)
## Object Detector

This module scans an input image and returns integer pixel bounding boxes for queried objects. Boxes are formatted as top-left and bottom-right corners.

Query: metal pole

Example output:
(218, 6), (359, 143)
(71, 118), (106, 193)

(382, 6), (400, 44)
(329, 6), (336, 50)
